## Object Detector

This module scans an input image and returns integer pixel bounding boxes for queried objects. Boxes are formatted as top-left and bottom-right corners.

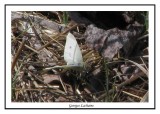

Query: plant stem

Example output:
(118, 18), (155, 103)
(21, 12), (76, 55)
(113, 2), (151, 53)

(104, 58), (109, 102)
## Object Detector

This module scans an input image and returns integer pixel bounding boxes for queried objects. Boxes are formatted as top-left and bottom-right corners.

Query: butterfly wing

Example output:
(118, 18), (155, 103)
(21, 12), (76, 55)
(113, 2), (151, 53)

(64, 33), (83, 67)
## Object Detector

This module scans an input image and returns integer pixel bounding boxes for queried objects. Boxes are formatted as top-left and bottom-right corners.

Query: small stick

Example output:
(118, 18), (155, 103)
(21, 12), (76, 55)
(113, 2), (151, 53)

(18, 41), (39, 54)
(11, 38), (26, 74)
(122, 90), (143, 100)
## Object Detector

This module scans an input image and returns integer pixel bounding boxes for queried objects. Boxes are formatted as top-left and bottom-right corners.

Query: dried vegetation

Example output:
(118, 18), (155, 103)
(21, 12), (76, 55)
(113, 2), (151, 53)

(11, 11), (148, 102)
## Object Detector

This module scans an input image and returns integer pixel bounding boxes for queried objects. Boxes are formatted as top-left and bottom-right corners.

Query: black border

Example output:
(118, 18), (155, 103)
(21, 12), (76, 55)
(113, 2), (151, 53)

(5, 4), (156, 110)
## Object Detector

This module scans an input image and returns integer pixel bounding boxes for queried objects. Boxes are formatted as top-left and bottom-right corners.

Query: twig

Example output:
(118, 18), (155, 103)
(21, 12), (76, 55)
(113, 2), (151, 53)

(57, 73), (67, 94)
(122, 90), (143, 100)
(18, 41), (39, 54)
(138, 34), (148, 40)
(12, 38), (26, 74)
(125, 59), (148, 77)
(28, 71), (59, 89)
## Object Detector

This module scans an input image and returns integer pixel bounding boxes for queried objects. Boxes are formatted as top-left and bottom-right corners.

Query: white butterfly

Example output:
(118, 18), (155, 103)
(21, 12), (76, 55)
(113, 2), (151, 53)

(45, 32), (83, 70)
(64, 32), (83, 67)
